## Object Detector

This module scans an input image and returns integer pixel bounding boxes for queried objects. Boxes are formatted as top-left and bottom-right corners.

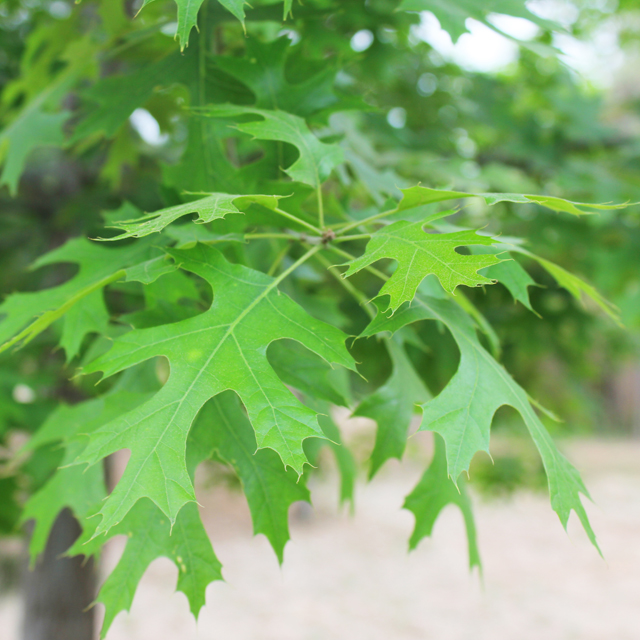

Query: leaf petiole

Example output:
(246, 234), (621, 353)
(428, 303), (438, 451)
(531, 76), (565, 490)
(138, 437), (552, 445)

(267, 243), (293, 276)
(271, 244), (323, 286)
(314, 253), (376, 319)
(273, 208), (323, 235)
(333, 234), (371, 243)
(245, 233), (297, 240)
(317, 185), (325, 229)
(332, 206), (398, 235)
(326, 246), (389, 282)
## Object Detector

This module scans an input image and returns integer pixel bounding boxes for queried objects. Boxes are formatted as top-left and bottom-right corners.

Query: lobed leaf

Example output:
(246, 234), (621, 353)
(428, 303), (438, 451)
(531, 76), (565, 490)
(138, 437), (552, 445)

(74, 500), (221, 638)
(0, 237), (165, 356)
(192, 393), (309, 562)
(404, 435), (480, 569)
(215, 37), (339, 116)
(362, 294), (599, 551)
(74, 244), (356, 536)
(398, 0), (558, 43)
(397, 185), (633, 217)
(505, 244), (621, 324)
(200, 105), (344, 188)
(343, 217), (502, 312)
(101, 193), (280, 241)
(354, 337), (430, 478)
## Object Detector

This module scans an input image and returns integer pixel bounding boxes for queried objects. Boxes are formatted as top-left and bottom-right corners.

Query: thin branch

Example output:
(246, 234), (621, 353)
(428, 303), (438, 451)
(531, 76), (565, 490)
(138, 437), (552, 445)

(317, 185), (325, 229)
(273, 207), (322, 235)
(272, 244), (323, 286)
(326, 246), (389, 282)
(314, 253), (376, 319)
(245, 233), (296, 240)
(267, 243), (293, 276)
(331, 206), (398, 235)
(333, 234), (371, 243)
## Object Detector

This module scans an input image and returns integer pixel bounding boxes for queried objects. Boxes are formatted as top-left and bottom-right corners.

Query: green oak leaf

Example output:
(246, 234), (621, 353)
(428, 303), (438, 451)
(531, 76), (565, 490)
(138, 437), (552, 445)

(191, 392), (309, 562)
(71, 51), (195, 142)
(343, 218), (501, 312)
(398, 0), (557, 43)
(354, 338), (430, 478)
(362, 294), (599, 551)
(396, 185), (633, 217)
(479, 248), (537, 312)
(100, 193), (280, 241)
(138, 0), (246, 49)
(505, 244), (621, 324)
(65, 378), (221, 637)
(20, 391), (153, 562)
(71, 500), (221, 638)
(0, 38), (96, 194)
(200, 105), (344, 188)
(0, 237), (163, 355)
(75, 244), (356, 536)
(404, 434), (480, 569)
(268, 339), (350, 407)
(215, 37), (338, 116)
(59, 290), (110, 362)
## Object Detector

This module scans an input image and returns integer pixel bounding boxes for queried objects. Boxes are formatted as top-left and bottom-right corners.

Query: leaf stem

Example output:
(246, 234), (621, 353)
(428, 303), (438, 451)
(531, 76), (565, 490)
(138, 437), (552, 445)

(198, 2), (215, 186)
(333, 234), (371, 243)
(326, 246), (389, 282)
(245, 233), (296, 240)
(314, 253), (376, 319)
(0, 270), (126, 355)
(317, 185), (325, 229)
(267, 243), (293, 276)
(273, 207), (322, 235)
(271, 244), (322, 287)
(332, 206), (398, 235)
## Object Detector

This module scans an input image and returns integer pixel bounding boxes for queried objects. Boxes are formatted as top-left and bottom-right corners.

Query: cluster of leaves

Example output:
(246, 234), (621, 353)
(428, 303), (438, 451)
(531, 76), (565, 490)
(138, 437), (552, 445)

(1, 0), (637, 636)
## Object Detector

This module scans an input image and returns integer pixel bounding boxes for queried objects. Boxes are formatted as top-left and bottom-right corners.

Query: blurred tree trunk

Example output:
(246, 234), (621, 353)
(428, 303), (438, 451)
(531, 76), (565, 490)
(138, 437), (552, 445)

(606, 362), (640, 436)
(22, 508), (95, 640)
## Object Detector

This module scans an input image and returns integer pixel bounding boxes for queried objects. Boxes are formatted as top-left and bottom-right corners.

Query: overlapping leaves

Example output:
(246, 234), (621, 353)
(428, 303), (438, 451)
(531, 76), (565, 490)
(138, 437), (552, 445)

(0, 237), (166, 357)
(354, 337), (430, 477)
(404, 435), (480, 569)
(2, 8), (628, 638)
(200, 105), (344, 188)
(75, 244), (355, 536)
(343, 216), (502, 312)
(397, 185), (633, 217)
(21, 381), (222, 637)
(101, 193), (280, 241)
(361, 292), (599, 550)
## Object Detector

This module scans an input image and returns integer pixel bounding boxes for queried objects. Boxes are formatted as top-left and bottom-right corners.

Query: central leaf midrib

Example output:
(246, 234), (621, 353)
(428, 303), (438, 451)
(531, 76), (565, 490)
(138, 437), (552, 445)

(97, 261), (296, 528)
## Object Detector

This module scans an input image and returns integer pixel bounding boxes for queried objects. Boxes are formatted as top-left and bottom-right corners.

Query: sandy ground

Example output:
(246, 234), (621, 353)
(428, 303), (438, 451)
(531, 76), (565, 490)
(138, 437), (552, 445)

(2, 437), (640, 640)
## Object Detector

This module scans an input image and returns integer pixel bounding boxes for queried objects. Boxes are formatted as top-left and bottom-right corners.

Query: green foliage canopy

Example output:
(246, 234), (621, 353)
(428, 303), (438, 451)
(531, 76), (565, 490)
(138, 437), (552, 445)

(1, 0), (638, 635)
